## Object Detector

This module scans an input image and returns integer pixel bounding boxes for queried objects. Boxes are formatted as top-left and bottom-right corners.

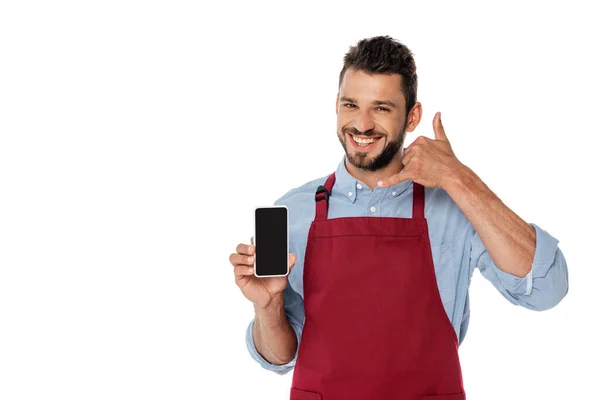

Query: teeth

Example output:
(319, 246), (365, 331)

(352, 136), (376, 144)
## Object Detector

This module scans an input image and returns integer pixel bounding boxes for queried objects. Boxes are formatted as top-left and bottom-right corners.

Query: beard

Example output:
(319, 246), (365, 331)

(338, 124), (406, 172)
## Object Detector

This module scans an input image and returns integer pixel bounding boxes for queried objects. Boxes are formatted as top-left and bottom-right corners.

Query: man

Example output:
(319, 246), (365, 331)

(229, 36), (568, 399)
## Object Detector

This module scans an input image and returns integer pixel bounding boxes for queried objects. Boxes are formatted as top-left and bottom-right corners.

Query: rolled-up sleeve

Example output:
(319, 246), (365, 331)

(245, 282), (305, 375)
(471, 223), (569, 311)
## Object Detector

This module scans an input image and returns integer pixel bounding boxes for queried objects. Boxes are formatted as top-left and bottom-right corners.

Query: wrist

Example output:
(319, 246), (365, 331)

(254, 293), (286, 327)
(443, 162), (476, 194)
(255, 292), (284, 310)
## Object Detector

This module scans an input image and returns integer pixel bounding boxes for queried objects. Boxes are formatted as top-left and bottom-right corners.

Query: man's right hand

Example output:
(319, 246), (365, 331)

(229, 237), (297, 308)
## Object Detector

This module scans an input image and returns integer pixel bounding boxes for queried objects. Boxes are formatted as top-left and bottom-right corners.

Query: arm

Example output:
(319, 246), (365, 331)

(447, 166), (568, 310)
(375, 112), (568, 309)
(252, 293), (297, 364)
(444, 165), (535, 278)
(470, 223), (568, 310)
(245, 281), (305, 375)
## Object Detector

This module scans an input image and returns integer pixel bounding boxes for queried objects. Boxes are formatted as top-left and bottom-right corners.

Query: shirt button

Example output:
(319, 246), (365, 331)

(348, 192), (353, 197)
(357, 184), (363, 190)
(370, 206), (376, 213)
(392, 191), (397, 196)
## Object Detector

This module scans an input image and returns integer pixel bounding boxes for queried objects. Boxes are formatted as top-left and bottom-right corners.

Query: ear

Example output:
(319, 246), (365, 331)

(405, 102), (422, 133)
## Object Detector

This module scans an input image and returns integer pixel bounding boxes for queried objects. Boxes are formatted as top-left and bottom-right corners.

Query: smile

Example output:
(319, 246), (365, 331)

(347, 133), (383, 151)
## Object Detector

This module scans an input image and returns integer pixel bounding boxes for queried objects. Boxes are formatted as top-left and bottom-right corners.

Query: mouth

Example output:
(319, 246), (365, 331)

(346, 132), (383, 152)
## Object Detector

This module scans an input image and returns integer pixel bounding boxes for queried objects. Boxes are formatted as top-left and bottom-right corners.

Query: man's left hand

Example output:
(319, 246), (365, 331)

(377, 112), (464, 190)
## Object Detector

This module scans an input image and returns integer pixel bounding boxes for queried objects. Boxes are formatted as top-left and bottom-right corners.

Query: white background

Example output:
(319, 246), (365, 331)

(1, 1), (598, 399)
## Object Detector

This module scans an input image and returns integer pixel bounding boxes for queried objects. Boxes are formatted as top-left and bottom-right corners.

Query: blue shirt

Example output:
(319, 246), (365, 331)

(246, 155), (569, 375)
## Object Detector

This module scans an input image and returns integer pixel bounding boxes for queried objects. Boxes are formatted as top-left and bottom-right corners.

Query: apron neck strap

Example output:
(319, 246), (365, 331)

(314, 173), (425, 221)
(314, 173), (336, 221)
(412, 182), (425, 219)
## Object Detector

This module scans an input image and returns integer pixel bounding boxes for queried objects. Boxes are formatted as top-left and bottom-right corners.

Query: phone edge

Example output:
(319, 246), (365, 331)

(253, 205), (290, 278)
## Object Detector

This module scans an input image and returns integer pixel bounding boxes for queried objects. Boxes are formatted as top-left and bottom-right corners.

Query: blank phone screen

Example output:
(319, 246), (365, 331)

(255, 207), (288, 277)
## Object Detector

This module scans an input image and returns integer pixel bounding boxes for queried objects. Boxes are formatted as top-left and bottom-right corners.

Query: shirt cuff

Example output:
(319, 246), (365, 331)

(245, 318), (299, 375)
(491, 223), (559, 296)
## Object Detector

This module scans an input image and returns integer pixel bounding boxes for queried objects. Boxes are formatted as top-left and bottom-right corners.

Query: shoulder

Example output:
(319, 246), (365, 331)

(272, 174), (331, 242)
(424, 186), (456, 209)
(423, 186), (472, 245)
(273, 174), (330, 206)
(424, 185), (469, 226)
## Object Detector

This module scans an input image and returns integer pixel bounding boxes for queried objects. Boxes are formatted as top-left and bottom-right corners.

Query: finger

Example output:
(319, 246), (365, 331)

(402, 141), (420, 157)
(377, 169), (414, 188)
(401, 153), (415, 170)
(403, 138), (425, 156)
(250, 236), (254, 245)
(234, 254), (295, 278)
(229, 253), (254, 266)
(234, 264), (255, 277)
(236, 242), (254, 256)
(433, 112), (448, 142)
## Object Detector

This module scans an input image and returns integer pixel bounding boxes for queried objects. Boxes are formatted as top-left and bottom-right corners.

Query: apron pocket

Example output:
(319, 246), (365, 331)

(421, 392), (466, 400)
(290, 388), (322, 400)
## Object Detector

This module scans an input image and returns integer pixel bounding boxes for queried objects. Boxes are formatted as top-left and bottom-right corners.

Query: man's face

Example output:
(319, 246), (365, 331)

(336, 68), (408, 171)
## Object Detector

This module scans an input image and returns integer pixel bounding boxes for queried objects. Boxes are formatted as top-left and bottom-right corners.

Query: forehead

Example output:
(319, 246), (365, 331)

(340, 68), (405, 103)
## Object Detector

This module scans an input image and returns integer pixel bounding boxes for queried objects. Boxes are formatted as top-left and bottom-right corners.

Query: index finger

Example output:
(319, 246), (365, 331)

(377, 170), (413, 188)
(236, 242), (255, 256)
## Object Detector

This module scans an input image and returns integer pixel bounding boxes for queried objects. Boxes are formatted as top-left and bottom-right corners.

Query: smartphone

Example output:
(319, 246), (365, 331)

(254, 206), (289, 278)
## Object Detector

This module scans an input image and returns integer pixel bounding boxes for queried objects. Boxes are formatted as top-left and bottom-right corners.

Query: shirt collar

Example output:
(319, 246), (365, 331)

(334, 152), (413, 203)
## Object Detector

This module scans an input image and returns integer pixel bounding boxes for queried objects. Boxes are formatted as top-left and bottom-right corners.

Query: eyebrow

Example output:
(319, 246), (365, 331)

(339, 96), (398, 109)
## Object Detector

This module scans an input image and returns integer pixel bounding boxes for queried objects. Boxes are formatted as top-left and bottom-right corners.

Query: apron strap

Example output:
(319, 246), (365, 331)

(314, 173), (336, 221)
(412, 182), (425, 219)
(314, 172), (425, 220)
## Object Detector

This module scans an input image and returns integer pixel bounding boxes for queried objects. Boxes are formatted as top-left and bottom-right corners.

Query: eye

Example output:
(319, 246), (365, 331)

(376, 107), (390, 112)
(343, 103), (357, 108)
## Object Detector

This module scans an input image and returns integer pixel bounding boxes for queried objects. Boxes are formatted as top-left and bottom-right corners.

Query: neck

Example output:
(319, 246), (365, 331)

(344, 155), (404, 191)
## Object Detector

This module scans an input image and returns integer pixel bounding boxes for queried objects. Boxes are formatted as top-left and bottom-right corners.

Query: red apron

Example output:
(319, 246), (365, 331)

(290, 172), (466, 400)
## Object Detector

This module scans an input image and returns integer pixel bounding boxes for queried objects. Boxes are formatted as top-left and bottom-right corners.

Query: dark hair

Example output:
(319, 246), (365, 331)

(338, 35), (418, 116)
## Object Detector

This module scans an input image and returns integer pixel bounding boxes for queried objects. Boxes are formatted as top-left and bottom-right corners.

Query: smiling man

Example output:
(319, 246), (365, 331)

(229, 35), (569, 399)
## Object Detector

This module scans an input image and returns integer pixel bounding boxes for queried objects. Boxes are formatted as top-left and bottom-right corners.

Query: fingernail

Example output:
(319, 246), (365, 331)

(248, 245), (252, 253)
(248, 256), (254, 263)
(248, 267), (253, 274)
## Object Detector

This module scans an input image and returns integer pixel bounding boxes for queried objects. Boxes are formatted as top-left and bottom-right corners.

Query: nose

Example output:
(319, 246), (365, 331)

(352, 111), (375, 134)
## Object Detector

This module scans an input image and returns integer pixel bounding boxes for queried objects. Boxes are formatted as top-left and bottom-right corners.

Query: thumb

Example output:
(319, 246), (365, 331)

(433, 112), (448, 142)
(288, 253), (297, 269)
